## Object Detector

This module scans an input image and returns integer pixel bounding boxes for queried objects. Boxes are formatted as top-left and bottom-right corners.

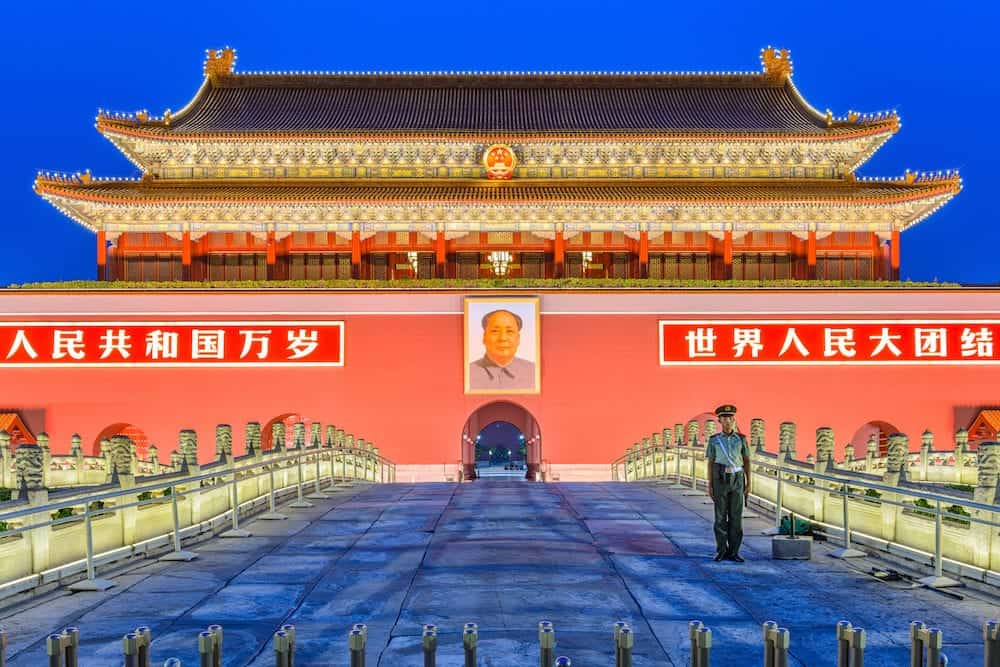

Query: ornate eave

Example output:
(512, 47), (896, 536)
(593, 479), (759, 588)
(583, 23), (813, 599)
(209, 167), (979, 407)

(35, 176), (960, 239)
(98, 125), (897, 181)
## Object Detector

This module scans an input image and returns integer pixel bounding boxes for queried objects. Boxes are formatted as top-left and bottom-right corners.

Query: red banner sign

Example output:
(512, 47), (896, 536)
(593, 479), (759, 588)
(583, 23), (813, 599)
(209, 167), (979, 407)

(0, 321), (343, 367)
(659, 320), (1000, 365)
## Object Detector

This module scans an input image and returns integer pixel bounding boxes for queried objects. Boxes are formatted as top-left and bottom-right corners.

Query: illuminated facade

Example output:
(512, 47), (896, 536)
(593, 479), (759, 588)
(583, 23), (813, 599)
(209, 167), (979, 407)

(34, 47), (958, 282)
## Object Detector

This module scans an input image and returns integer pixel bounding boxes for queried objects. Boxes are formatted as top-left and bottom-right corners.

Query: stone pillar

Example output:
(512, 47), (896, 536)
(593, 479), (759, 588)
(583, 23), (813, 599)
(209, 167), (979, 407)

(686, 421), (699, 448)
(15, 443), (49, 571)
(310, 423), (322, 449)
(272, 422), (286, 453)
(336, 429), (345, 449)
(815, 427), (834, 472)
(884, 433), (908, 486)
(750, 418), (765, 452)
(0, 430), (10, 490)
(779, 422), (797, 460)
(292, 422), (306, 450)
(70, 434), (84, 484)
(843, 443), (854, 467)
(865, 435), (878, 473)
(920, 430), (933, 481)
(148, 445), (160, 474)
(36, 433), (51, 490)
(974, 442), (998, 505)
(955, 429), (969, 484)
(216, 424), (233, 462)
(245, 422), (261, 457)
(704, 420), (717, 441)
(662, 427), (673, 449)
(179, 429), (199, 473)
(110, 435), (135, 482)
(673, 424), (684, 450)
(325, 425), (336, 448)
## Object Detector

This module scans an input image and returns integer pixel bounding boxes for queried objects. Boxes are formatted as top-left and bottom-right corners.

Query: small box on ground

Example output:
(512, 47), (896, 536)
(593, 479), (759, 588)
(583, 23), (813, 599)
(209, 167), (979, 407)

(772, 535), (813, 560)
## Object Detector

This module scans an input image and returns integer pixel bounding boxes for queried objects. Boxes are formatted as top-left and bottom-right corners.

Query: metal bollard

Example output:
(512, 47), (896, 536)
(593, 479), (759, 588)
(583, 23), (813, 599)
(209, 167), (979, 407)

(772, 628), (789, 667)
(911, 622), (924, 667)
(273, 624), (295, 667)
(911, 622), (944, 667)
(849, 627), (866, 667)
(554, 657), (571, 667)
(985, 621), (1000, 667)
(348, 628), (366, 667)
(1, 626), (6, 667)
(422, 624), (437, 667)
(613, 621), (628, 667)
(123, 626), (151, 667)
(47, 627), (79, 667)
(762, 621), (778, 667)
(689, 621), (704, 667)
(618, 626), (634, 667)
(696, 627), (711, 667)
(836, 621), (853, 667)
(539, 621), (555, 667)
(463, 622), (478, 667)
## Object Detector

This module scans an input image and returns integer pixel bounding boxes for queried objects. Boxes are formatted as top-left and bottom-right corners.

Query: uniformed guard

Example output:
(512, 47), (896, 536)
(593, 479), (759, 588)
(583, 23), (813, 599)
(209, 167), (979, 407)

(705, 404), (752, 562)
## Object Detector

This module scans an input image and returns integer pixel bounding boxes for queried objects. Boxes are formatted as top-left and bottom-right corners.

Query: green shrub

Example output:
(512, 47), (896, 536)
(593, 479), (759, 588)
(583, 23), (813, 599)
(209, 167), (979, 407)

(0, 521), (9, 533)
(136, 491), (155, 502)
(945, 483), (974, 493)
(161, 487), (172, 497)
(0, 488), (10, 502)
(50, 507), (74, 520)
(88, 500), (105, 512)
(864, 488), (882, 499)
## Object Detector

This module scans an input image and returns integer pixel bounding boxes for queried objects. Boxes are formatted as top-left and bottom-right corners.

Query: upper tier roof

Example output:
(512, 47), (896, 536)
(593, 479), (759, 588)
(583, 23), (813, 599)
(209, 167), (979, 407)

(96, 48), (897, 138)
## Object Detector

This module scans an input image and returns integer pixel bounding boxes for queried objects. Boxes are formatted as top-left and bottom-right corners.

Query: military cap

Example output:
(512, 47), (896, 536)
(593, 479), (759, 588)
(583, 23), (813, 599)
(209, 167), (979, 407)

(714, 404), (737, 417)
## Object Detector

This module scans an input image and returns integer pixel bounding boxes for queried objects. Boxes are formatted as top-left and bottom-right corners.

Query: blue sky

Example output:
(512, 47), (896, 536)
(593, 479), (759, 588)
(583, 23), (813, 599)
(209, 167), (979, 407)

(2, 1), (996, 284)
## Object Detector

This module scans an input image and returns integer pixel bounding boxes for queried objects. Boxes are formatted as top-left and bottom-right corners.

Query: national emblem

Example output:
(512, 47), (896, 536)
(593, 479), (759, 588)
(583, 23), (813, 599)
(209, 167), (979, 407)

(483, 144), (516, 180)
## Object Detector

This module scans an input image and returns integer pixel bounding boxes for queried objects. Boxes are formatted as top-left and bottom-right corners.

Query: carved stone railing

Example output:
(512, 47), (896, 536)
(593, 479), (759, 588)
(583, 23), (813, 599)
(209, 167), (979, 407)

(611, 420), (1000, 582)
(0, 419), (395, 597)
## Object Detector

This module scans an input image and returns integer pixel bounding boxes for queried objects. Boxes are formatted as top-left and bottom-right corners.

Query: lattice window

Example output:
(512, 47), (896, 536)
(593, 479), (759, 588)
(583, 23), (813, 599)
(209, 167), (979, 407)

(487, 232), (513, 244)
(611, 232), (626, 245)
(671, 232), (687, 245)
(591, 232), (606, 244)
(395, 232), (410, 245)
(314, 232), (328, 245)
(566, 253), (584, 277)
(694, 255), (709, 279)
(692, 233), (707, 246)
(521, 253), (544, 278)
(457, 253), (480, 279)
(370, 254), (389, 280)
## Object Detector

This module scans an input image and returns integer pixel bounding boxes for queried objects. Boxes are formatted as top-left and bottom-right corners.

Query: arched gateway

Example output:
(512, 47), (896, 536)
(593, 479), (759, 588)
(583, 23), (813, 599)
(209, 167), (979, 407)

(461, 401), (541, 480)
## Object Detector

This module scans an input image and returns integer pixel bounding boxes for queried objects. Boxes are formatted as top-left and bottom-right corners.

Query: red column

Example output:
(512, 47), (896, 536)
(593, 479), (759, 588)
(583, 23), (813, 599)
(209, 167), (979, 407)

(351, 229), (362, 279)
(181, 230), (192, 281)
(265, 231), (276, 280)
(96, 230), (107, 281)
(435, 231), (446, 279)
(890, 229), (900, 281)
(638, 230), (649, 278)
(554, 230), (565, 279)
(870, 233), (882, 280)
(723, 230), (733, 280)
(807, 230), (817, 280)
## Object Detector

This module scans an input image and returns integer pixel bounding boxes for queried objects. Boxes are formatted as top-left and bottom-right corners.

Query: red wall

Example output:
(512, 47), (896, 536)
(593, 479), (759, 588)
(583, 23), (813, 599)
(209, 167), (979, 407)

(1, 289), (998, 465)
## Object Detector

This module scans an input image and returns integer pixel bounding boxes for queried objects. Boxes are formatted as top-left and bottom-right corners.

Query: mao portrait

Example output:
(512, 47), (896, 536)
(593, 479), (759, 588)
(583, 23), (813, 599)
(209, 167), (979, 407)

(464, 297), (541, 394)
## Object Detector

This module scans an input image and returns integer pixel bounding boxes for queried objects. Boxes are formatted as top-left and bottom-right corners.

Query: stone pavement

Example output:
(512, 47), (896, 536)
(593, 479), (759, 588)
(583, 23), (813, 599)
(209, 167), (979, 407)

(1, 480), (996, 666)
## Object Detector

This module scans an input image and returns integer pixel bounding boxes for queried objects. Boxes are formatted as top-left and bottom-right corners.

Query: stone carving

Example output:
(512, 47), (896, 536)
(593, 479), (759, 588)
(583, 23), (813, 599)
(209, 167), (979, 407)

(750, 418), (765, 451)
(148, 444), (158, 463)
(70, 434), (82, 457)
(686, 421), (699, 447)
(662, 428), (673, 448)
(815, 427), (834, 465)
(345, 435), (354, 450)
(245, 422), (261, 455)
(955, 429), (969, 451)
(779, 422), (797, 457)
(216, 424), (233, 460)
(272, 422), (285, 452)
(886, 433), (908, 482)
(0, 431), (10, 457)
(36, 433), (50, 454)
(843, 442), (854, 463)
(179, 429), (198, 467)
(15, 444), (44, 491)
(651, 432), (662, 448)
(310, 423), (322, 449)
(921, 430), (934, 450)
(335, 429), (345, 448)
(673, 424), (684, 448)
(704, 420), (717, 440)
(976, 442), (998, 491)
(325, 425), (336, 448)
(292, 422), (306, 450)
(110, 435), (134, 476)
(866, 435), (879, 457)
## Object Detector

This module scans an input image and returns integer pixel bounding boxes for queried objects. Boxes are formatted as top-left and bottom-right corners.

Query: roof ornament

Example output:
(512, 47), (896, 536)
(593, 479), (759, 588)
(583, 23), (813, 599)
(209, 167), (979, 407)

(204, 47), (237, 80)
(760, 47), (792, 82)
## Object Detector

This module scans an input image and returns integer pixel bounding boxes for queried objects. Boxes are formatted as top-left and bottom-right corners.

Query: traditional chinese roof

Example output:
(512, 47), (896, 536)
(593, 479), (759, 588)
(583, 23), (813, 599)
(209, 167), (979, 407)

(0, 413), (35, 445)
(95, 48), (897, 139)
(970, 409), (1000, 433)
(35, 176), (959, 206)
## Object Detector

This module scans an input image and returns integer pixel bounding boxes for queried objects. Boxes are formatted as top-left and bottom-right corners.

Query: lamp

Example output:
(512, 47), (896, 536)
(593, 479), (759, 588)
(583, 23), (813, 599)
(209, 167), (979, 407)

(407, 251), (419, 274)
(487, 250), (512, 277)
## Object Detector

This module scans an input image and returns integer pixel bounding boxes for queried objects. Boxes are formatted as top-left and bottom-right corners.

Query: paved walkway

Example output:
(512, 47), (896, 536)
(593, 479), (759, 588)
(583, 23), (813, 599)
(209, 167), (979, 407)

(1, 481), (996, 666)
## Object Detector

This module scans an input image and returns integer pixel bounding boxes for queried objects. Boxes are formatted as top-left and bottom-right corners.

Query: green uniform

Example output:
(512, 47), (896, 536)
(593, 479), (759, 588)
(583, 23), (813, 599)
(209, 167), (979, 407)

(706, 431), (750, 557)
